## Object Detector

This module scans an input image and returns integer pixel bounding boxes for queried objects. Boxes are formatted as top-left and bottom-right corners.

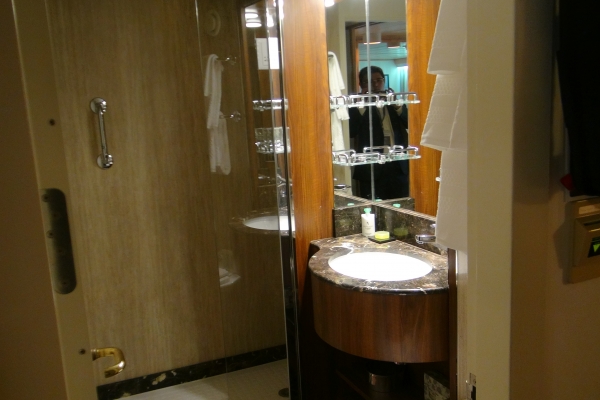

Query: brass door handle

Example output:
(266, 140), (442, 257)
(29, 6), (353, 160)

(91, 347), (126, 378)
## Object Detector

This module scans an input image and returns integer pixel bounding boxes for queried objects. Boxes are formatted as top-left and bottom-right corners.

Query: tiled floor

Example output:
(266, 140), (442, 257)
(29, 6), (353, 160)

(126, 360), (289, 400)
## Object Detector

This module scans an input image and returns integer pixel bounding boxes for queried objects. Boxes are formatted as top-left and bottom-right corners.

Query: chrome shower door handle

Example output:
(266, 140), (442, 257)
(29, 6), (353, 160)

(90, 97), (113, 169)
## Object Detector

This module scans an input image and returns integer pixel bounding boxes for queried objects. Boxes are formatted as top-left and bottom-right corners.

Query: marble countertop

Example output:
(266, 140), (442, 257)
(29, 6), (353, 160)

(309, 234), (448, 295)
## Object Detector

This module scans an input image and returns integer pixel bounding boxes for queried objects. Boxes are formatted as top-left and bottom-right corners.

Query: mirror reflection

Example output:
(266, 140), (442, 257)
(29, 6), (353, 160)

(240, 1), (300, 397)
(326, 0), (416, 204)
(243, 0), (290, 214)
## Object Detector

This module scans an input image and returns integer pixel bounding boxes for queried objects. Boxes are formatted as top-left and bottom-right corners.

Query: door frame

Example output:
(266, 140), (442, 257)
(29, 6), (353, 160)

(8, 0), (97, 398)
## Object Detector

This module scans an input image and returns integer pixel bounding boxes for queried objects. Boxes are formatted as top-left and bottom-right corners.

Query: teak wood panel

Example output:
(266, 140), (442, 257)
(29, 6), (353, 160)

(312, 275), (449, 363)
(282, 0), (334, 304)
(407, 0), (442, 216)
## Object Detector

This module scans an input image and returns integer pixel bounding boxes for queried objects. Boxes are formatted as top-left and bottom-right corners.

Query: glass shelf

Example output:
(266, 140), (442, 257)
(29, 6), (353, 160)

(255, 140), (289, 154)
(332, 145), (421, 166)
(255, 127), (290, 154)
(330, 92), (420, 110)
(252, 99), (288, 111)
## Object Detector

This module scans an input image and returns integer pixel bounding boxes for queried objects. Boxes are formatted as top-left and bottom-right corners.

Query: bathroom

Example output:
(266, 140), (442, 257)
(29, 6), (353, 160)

(3, 0), (600, 400)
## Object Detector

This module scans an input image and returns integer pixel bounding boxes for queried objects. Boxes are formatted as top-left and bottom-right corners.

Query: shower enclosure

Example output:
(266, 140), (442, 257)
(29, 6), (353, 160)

(18, 0), (298, 398)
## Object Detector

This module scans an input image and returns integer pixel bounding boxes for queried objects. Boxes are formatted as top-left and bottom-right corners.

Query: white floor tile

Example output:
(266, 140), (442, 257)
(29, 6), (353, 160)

(126, 360), (289, 400)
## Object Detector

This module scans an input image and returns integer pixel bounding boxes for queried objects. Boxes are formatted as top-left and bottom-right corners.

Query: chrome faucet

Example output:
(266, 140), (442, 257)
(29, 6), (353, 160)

(334, 184), (350, 190)
(415, 234), (436, 244)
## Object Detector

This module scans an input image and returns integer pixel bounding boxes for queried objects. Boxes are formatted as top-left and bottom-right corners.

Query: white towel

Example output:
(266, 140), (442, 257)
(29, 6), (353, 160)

(204, 54), (223, 129)
(328, 51), (349, 151)
(428, 0), (466, 75)
(209, 113), (231, 174)
(435, 149), (467, 252)
(218, 250), (239, 287)
(421, 65), (467, 152)
(421, 0), (468, 252)
(328, 52), (349, 119)
(204, 55), (231, 175)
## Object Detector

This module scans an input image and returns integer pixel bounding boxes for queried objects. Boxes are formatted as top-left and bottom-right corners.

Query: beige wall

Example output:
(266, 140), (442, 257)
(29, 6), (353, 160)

(469, 0), (600, 399)
(0, 1), (68, 398)
(467, 0), (514, 395)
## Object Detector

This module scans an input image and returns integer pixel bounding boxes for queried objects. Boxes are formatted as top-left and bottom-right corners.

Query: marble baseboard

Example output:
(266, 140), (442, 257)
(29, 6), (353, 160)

(96, 345), (287, 400)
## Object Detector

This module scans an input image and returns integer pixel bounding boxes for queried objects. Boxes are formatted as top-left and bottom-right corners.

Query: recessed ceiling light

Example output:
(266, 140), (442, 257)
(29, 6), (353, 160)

(246, 21), (262, 28)
(324, 0), (334, 7)
(245, 12), (259, 19)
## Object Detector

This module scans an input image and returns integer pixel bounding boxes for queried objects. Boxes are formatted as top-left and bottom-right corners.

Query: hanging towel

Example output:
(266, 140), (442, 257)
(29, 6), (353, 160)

(218, 250), (239, 287)
(328, 52), (349, 120)
(204, 54), (223, 129)
(428, 0), (467, 74)
(208, 113), (231, 174)
(328, 51), (349, 151)
(420, 0), (468, 253)
(421, 52), (467, 152)
(204, 54), (231, 175)
(435, 149), (467, 251)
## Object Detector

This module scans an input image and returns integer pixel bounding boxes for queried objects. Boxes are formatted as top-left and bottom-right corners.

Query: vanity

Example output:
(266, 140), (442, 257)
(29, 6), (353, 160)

(304, 200), (451, 399)
(309, 235), (448, 363)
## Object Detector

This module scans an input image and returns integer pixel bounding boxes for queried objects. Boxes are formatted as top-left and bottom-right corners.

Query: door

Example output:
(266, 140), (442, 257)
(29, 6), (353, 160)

(14, 0), (228, 396)
(13, 0), (298, 397)
(46, 0), (228, 386)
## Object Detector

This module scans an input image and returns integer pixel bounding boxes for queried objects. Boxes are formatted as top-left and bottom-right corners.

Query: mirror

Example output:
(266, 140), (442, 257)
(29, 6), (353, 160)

(326, 0), (420, 205)
(242, 0), (290, 214)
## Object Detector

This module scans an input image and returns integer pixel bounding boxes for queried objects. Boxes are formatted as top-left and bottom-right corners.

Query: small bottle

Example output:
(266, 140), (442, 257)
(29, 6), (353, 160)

(361, 208), (375, 236)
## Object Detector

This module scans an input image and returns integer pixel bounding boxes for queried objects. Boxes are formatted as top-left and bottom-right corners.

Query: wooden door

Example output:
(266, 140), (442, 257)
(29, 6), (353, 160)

(45, 0), (226, 385)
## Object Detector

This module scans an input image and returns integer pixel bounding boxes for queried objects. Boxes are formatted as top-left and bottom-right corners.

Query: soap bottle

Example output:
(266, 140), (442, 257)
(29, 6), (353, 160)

(361, 208), (375, 236)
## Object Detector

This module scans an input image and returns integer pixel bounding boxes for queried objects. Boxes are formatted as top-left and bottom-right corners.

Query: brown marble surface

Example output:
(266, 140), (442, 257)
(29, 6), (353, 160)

(309, 234), (448, 295)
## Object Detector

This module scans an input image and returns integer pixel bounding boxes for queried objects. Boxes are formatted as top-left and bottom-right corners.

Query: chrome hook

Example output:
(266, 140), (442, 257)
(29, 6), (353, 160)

(217, 56), (237, 65)
(220, 111), (242, 122)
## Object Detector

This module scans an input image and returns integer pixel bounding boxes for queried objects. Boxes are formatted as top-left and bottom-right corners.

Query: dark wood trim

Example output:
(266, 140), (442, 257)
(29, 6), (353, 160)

(407, 0), (442, 216)
(282, 0), (334, 305)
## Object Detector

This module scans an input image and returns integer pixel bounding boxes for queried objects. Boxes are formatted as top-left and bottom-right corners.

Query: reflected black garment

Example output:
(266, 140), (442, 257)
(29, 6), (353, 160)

(349, 105), (409, 199)
(558, 1), (600, 195)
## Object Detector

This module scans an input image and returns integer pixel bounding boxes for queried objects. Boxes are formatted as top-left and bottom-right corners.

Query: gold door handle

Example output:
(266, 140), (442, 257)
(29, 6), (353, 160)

(91, 347), (126, 378)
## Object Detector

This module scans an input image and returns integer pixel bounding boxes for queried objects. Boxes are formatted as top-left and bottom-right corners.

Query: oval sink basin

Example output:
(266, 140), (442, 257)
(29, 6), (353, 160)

(243, 215), (295, 231)
(328, 252), (432, 281)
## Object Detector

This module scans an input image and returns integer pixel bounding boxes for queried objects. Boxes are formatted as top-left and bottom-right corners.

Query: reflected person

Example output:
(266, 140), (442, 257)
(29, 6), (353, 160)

(349, 66), (409, 200)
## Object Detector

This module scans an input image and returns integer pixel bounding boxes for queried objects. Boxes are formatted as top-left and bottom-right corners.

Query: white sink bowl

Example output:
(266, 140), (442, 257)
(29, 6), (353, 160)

(328, 252), (432, 281)
(243, 215), (295, 231)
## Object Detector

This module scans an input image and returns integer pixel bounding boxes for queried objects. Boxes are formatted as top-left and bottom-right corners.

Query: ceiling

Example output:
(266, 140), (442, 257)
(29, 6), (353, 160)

(354, 22), (408, 61)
